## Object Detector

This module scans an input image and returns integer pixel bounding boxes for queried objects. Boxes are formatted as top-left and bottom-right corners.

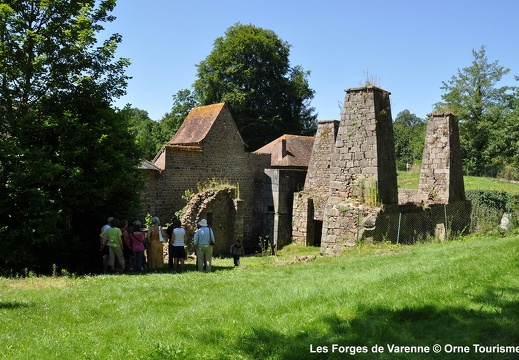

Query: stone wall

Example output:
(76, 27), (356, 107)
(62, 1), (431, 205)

(181, 187), (241, 256)
(292, 194), (314, 246)
(139, 105), (271, 251)
(139, 169), (161, 217)
(321, 86), (398, 254)
(292, 86), (471, 254)
(417, 112), (465, 203)
(263, 169), (307, 249)
(302, 120), (340, 220)
(292, 120), (339, 246)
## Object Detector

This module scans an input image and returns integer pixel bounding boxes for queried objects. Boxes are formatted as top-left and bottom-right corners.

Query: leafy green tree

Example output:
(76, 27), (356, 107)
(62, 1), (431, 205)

(193, 23), (317, 150)
(120, 106), (162, 160)
(159, 88), (197, 145)
(393, 110), (425, 170)
(435, 45), (514, 176)
(0, 0), (141, 273)
(485, 80), (519, 179)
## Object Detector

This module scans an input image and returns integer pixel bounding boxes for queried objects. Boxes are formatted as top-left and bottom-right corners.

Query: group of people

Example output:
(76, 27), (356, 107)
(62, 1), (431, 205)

(99, 216), (244, 274)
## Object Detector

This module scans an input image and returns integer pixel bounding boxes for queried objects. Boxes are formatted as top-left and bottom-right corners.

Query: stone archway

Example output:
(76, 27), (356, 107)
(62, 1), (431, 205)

(181, 187), (241, 256)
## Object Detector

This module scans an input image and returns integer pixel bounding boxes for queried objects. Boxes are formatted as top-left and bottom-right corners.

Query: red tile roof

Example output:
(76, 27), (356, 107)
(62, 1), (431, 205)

(254, 134), (314, 169)
(167, 103), (226, 146)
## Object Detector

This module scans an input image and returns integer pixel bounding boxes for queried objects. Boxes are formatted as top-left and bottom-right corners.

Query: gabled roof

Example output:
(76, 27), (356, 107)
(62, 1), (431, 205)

(139, 159), (161, 171)
(167, 103), (226, 147)
(254, 134), (314, 169)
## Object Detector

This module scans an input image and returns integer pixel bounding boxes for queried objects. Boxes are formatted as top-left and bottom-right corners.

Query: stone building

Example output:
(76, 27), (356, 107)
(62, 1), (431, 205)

(254, 135), (314, 249)
(139, 103), (270, 253)
(293, 86), (471, 254)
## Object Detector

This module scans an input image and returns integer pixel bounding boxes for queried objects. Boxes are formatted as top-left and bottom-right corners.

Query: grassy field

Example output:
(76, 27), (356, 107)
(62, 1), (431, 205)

(1, 236), (519, 359)
(398, 171), (519, 194)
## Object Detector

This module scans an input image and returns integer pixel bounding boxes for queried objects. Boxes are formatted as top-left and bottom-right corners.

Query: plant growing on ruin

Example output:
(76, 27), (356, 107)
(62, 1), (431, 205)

(144, 213), (153, 229)
(196, 177), (240, 199)
(355, 177), (381, 207)
(182, 189), (195, 203)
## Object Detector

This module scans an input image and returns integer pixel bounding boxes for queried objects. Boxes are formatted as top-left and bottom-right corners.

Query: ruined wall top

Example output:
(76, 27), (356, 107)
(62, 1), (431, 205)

(417, 112), (465, 203)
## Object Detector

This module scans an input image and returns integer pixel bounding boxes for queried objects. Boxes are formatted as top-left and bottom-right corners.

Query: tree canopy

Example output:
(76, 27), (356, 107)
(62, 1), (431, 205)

(393, 110), (425, 170)
(0, 0), (141, 274)
(435, 45), (516, 176)
(193, 23), (317, 150)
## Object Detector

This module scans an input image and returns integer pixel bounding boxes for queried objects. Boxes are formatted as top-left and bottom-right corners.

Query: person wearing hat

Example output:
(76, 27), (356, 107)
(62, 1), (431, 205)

(193, 219), (215, 272)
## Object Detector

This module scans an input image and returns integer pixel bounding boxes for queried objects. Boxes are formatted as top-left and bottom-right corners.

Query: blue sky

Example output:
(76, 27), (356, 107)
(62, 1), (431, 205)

(104, 0), (519, 122)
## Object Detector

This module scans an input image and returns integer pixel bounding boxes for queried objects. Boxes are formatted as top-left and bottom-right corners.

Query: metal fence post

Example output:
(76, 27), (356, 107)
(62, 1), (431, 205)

(396, 212), (402, 244)
(444, 204), (448, 240)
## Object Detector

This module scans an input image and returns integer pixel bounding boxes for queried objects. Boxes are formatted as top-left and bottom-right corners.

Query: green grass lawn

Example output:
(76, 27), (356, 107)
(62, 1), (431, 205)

(1, 237), (519, 359)
(398, 171), (519, 194)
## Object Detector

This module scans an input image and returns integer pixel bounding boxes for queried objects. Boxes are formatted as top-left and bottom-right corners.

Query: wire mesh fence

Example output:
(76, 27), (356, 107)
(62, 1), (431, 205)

(356, 193), (517, 244)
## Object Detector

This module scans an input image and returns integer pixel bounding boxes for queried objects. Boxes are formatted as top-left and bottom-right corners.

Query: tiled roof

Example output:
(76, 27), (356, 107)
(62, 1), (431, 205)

(254, 134), (314, 169)
(167, 103), (225, 146)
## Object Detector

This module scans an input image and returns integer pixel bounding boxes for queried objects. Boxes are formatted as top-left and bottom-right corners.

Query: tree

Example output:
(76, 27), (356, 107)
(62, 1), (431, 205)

(120, 106), (162, 160)
(193, 23), (317, 150)
(435, 45), (514, 176)
(0, 0), (141, 274)
(159, 89), (197, 145)
(393, 110), (425, 170)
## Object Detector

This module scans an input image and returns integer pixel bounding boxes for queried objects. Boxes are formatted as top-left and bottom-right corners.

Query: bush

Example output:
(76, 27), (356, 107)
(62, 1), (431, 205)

(466, 190), (518, 233)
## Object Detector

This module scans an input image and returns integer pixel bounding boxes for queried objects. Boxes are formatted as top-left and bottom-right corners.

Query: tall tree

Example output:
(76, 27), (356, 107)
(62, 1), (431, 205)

(393, 110), (425, 170)
(0, 0), (141, 273)
(159, 89), (197, 145)
(193, 23), (317, 150)
(435, 45), (513, 176)
(120, 106), (161, 160)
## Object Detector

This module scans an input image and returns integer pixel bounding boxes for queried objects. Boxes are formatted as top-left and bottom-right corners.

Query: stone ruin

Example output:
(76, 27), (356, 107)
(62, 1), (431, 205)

(293, 86), (471, 254)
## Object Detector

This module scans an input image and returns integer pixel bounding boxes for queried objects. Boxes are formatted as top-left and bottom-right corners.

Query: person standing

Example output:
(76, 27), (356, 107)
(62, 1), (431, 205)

(120, 219), (132, 270)
(99, 217), (113, 274)
(100, 218), (125, 273)
(130, 221), (145, 271)
(169, 219), (186, 273)
(230, 240), (244, 267)
(194, 219), (214, 272)
(147, 217), (167, 270)
(166, 216), (178, 269)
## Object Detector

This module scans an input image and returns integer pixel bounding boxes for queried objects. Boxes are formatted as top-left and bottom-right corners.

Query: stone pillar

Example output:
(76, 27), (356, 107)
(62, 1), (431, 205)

(291, 120), (339, 246)
(327, 86), (397, 205)
(303, 120), (340, 220)
(417, 112), (465, 203)
(320, 86), (398, 254)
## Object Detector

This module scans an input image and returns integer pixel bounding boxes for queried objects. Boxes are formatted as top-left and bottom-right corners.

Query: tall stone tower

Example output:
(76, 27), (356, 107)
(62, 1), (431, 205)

(292, 120), (339, 246)
(320, 86), (398, 254)
(417, 112), (465, 203)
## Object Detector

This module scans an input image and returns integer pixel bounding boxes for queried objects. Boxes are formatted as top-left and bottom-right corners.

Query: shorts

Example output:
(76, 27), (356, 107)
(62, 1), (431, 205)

(170, 245), (186, 259)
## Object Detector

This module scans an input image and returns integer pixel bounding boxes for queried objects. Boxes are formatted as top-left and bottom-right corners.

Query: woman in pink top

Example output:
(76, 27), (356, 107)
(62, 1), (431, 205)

(130, 221), (146, 271)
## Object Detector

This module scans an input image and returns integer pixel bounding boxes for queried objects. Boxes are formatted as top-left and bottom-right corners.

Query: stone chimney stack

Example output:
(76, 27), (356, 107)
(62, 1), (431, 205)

(326, 86), (398, 205)
(279, 138), (287, 160)
(417, 112), (465, 203)
(320, 86), (398, 254)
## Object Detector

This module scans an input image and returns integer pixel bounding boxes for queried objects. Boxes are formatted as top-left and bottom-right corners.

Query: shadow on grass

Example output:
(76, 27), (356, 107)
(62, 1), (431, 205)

(120, 262), (234, 276)
(0, 301), (31, 310)
(234, 286), (519, 360)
